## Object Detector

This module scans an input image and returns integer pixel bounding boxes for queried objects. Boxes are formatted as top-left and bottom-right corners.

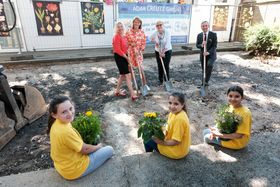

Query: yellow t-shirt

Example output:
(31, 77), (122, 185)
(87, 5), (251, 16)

(221, 105), (252, 149)
(158, 111), (191, 159)
(50, 119), (90, 180)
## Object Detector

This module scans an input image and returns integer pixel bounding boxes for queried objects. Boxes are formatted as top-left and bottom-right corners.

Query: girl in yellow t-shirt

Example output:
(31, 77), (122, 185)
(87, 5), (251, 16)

(203, 86), (252, 149)
(47, 96), (114, 180)
(144, 92), (191, 159)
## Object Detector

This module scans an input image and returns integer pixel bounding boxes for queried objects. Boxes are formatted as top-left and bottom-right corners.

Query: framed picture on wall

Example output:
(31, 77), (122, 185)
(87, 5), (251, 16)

(0, 0), (10, 37)
(81, 2), (105, 34)
(212, 5), (229, 31)
(33, 1), (63, 36)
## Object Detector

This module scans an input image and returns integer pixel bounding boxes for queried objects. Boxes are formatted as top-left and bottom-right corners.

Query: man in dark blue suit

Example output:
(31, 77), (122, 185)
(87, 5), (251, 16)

(196, 21), (217, 87)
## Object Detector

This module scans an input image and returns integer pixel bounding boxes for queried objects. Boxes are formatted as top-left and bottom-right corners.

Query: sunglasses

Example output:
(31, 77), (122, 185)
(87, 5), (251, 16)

(156, 24), (163, 27)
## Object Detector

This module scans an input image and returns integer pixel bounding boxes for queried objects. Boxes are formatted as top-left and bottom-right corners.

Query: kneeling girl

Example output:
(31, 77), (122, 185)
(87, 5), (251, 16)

(203, 86), (252, 149)
(144, 92), (191, 159)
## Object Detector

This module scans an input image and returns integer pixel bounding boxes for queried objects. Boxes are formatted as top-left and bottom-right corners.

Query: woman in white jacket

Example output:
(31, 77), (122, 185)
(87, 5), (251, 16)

(150, 20), (172, 86)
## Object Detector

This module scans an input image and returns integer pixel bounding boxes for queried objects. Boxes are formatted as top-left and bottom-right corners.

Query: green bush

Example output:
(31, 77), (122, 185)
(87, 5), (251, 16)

(273, 30), (280, 55)
(72, 110), (102, 145)
(244, 24), (280, 56)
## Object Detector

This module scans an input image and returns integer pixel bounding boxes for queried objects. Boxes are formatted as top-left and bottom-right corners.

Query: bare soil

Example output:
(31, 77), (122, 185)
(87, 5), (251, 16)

(1, 52), (280, 177)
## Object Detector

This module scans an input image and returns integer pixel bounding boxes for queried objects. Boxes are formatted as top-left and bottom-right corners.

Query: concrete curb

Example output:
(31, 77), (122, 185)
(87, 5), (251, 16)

(0, 45), (245, 67)
(1, 132), (280, 186)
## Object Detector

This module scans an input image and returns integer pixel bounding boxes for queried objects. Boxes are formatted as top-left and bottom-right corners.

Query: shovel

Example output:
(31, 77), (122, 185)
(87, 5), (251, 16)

(159, 56), (173, 92)
(136, 51), (150, 96)
(137, 51), (151, 97)
(200, 42), (207, 97)
(128, 55), (139, 96)
(137, 63), (150, 96)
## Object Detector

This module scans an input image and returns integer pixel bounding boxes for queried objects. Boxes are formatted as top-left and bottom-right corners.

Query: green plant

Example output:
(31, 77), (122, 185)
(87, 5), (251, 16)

(272, 29), (280, 55)
(244, 24), (280, 56)
(35, 2), (45, 26)
(215, 104), (242, 134)
(138, 112), (166, 143)
(72, 110), (102, 145)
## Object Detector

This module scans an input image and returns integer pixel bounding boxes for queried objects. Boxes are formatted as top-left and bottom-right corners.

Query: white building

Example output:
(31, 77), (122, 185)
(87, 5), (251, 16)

(1, 0), (278, 53)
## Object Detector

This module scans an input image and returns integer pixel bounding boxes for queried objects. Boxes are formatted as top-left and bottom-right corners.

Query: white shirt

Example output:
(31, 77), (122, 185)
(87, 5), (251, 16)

(150, 29), (172, 53)
(203, 31), (209, 42)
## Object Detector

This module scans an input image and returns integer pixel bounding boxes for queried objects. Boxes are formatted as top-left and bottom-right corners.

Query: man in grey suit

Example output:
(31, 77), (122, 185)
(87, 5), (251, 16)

(196, 21), (217, 87)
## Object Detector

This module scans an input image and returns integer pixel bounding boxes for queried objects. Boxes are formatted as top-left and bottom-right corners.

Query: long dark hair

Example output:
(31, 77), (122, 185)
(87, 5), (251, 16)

(47, 95), (71, 134)
(227, 86), (244, 98)
(132, 17), (142, 29)
(170, 92), (188, 114)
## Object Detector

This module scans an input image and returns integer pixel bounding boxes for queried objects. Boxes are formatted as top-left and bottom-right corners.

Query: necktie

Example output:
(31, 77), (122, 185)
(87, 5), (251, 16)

(203, 33), (207, 42)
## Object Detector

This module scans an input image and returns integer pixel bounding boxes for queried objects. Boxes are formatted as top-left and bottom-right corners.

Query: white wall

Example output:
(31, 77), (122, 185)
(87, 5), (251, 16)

(188, 0), (236, 44)
(258, 3), (280, 27)
(16, 0), (114, 51)
(15, 0), (237, 51)
(189, 4), (212, 43)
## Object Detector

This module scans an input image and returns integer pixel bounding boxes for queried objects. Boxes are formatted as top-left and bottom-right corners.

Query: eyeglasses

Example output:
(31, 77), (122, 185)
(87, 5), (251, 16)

(156, 24), (162, 27)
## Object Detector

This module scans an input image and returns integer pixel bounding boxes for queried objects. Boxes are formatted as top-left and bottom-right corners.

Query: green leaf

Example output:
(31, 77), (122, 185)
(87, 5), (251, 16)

(137, 126), (143, 138)
(35, 10), (43, 23)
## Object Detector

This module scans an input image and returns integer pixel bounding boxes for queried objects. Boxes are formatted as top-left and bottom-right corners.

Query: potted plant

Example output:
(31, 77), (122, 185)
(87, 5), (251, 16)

(138, 112), (166, 143)
(72, 110), (102, 145)
(215, 104), (242, 140)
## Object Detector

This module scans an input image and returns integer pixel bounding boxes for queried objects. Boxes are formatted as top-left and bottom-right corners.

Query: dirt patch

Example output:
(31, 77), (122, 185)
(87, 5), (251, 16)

(1, 52), (280, 177)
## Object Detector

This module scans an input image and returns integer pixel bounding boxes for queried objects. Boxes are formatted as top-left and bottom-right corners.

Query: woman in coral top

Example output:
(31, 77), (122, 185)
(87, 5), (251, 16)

(112, 22), (138, 101)
(126, 17), (147, 85)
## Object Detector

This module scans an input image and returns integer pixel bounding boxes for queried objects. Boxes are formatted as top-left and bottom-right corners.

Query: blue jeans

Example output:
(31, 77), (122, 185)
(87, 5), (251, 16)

(144, 139), (159, 152)
(80, 146), (114, 178)
(203, 129), (221, 145)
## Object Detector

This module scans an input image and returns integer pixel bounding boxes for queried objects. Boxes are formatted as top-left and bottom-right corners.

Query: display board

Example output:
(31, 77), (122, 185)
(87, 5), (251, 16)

(118, 2), (191, 44)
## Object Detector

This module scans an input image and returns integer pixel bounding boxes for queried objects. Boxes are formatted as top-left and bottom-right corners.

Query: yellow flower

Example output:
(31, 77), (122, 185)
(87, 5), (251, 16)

(85, 111), (93, 117)
(144, 112), (157, 118)
(94, 7), (99, 13)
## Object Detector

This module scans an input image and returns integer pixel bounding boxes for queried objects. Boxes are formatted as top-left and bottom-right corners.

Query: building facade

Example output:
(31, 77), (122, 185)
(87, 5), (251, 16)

(2, 0), (278, 52)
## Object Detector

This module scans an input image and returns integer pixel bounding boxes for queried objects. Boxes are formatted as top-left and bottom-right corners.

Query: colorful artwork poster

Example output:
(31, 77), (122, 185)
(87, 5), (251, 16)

(33, 1), (63, 36)
(212, 5), (229, 31)
(81, 2), (105, 34)
(0, 0), (10, 37)
(118, 3), (191, 44)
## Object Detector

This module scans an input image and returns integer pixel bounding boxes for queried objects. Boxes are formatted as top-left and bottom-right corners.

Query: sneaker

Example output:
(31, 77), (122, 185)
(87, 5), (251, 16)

(197, 84), (203, 88)
(157, 81), (163, 86)
(197, 83), (209, 88)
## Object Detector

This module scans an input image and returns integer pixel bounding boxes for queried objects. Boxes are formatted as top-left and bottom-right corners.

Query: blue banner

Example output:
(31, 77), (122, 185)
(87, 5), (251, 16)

(118, 3), (191, 15)
(118, 3), (192, 44)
